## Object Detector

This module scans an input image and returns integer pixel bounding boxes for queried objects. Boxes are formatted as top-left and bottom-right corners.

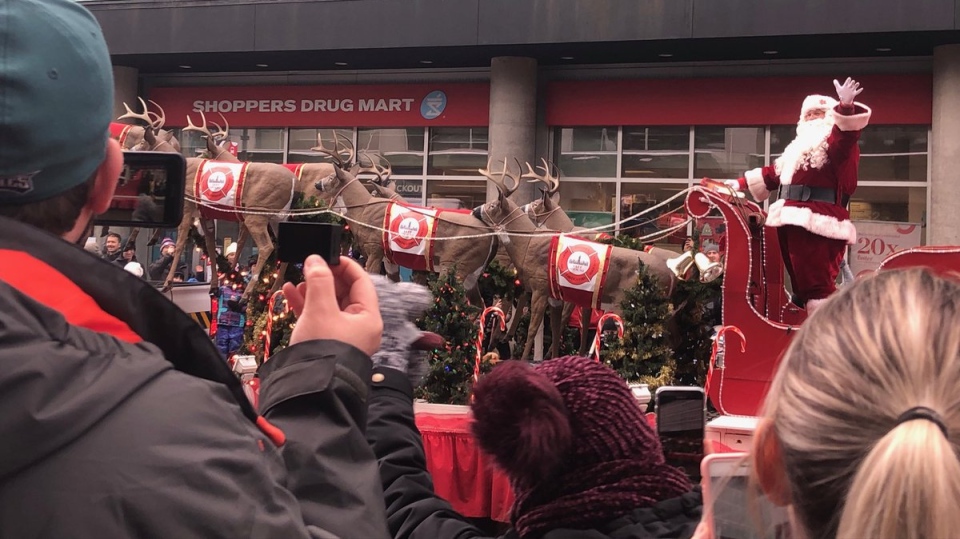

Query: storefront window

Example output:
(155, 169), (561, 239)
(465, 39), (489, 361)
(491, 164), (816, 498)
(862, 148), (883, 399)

(770, 125), (796, 158)
(620, 182), (689, 248)
(229, 129), (285, 163)
(694, 127), (764, 179)
(772, 125), (928, 182)
(557, 182), (617, 230)
(288, 128), (354, 164)
(858, 126), (928, 182)
(554, 127), (617, 178)
(428, 127), (488, 176)
(849, 185), (926, 224)
(621, 126), (690, 179)
(358, 128), (425, 175)
(425, 179), (487, 210)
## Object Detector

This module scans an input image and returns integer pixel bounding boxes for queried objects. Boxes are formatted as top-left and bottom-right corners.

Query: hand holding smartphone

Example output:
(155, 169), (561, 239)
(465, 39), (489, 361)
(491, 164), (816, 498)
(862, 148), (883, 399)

(277, 221), (343, 267)
(701, 453), (791, 539)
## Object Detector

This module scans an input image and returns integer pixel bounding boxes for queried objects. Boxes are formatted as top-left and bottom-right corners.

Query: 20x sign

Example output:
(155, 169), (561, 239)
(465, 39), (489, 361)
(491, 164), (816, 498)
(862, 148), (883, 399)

(850, 221), (922, 277)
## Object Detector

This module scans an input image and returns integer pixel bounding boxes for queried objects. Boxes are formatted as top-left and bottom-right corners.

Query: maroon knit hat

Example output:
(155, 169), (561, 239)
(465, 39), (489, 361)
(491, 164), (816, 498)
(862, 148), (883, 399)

(471, 356), (692, 536)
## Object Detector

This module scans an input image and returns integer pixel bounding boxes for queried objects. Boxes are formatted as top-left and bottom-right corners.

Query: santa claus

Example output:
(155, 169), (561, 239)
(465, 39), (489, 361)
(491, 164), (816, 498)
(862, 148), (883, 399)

(726, 78), (871, 313)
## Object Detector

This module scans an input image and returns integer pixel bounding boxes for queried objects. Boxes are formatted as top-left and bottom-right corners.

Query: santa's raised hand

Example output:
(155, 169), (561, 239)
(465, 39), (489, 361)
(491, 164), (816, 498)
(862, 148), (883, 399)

(833, 77), (863, 105)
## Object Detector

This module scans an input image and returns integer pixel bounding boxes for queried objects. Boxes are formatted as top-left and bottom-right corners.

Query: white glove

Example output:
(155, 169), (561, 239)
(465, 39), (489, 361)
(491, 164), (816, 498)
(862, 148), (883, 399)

(833, 77), (863, 106)
(723, 179), (742, 191)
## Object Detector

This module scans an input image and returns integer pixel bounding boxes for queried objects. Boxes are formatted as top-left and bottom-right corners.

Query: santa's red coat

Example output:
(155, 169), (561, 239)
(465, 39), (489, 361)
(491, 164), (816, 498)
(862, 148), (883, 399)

(736, 102), (871, 304)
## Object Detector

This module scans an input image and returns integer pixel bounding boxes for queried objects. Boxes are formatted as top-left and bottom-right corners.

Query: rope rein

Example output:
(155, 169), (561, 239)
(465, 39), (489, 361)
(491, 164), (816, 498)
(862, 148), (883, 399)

(183, 186), (693, 244)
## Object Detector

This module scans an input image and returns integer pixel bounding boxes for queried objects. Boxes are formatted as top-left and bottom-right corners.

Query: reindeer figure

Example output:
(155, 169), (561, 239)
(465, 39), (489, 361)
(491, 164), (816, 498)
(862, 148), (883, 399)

(154, 114), (300, 299)
(312, 136), (497, 305)
(477, 160), (679, 361)
(521, 159), (681, 355)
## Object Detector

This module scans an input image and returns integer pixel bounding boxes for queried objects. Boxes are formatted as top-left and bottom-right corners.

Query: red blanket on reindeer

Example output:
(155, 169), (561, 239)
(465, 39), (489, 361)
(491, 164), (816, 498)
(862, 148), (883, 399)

(380, 201), (472, 271)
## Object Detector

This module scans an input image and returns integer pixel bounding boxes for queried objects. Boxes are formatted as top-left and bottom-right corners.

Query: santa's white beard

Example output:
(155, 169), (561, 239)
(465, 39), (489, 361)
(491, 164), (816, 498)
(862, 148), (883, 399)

(774, 117), (834, 185)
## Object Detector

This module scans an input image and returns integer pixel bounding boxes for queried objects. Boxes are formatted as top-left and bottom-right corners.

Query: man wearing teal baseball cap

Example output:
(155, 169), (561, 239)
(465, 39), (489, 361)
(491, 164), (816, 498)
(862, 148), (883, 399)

(0, 1), (389, 537)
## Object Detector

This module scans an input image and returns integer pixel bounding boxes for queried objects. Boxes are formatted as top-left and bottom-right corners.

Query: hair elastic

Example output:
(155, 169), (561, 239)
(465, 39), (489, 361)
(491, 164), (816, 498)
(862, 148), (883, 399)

(896, 406), (948, 437)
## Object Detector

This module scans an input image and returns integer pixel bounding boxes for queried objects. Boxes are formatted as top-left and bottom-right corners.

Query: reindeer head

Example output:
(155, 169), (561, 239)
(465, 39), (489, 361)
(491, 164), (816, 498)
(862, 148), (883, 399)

(310, 133), (358, 195)
(183, 111), (233, 160)
(119, 98), (180, 152)
(475, 159), (522, 230)
(520, 158), (561, 225)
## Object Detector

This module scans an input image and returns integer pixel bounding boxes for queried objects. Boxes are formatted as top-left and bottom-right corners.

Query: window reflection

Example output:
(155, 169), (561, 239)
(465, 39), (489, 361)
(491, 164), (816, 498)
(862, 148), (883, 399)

(554, 127), (618, 177)
(288, 128), (354, 164)
(620, 182), (689, 247)
(428, 127), (488, 176)
(622, 126), (690, 179)
(425, 179), (487, 210)
(358, 128), (424, 175)
(556, 182), (617, 231)
(694, 127), (764, 179)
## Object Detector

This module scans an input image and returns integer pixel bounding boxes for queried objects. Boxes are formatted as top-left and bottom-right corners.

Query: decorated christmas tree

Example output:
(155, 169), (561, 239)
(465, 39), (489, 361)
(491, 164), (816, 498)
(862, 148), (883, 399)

(602, 263), (676, 390)
(671, 277), (721, 386)
(414, 269), (490, 405)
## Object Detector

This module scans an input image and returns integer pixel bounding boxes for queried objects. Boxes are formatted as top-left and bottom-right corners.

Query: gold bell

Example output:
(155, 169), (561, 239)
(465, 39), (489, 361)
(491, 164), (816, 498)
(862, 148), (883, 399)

(695, 252), (723, 283)
(666, 251), (695, 281)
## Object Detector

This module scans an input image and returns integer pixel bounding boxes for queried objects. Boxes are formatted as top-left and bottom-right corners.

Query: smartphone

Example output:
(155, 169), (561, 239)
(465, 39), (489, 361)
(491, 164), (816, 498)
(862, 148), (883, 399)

(655, 386), (705, 480)
(701, 453), (791, 539)
(277, 221), (343, 266)
(95, 151), (186, 228)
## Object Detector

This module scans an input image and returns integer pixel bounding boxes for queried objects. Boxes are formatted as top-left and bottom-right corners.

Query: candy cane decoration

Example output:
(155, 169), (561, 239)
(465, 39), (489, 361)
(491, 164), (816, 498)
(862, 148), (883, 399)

(474, 306), (507, 382)
(263, 290), (288, 362)
(592, 313), (625, 362)
(704, 325), (746, 397)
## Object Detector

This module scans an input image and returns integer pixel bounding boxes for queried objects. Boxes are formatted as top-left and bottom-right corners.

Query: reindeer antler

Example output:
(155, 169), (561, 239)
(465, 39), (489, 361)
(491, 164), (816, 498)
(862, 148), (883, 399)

(311, 132), (356, 169)
(479, 158), (521, 198)
(118, 97), (155, 127)
(145, 100), (166, 131)
(208, 112), (230, 142)
(521, 158), (560, 195)
(184, 110), (228, 141)
(357, 153), (393, 185)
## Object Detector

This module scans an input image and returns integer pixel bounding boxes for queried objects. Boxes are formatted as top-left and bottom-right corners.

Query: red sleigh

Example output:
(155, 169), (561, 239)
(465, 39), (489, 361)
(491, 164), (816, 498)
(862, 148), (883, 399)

(691, 179), (960, 417)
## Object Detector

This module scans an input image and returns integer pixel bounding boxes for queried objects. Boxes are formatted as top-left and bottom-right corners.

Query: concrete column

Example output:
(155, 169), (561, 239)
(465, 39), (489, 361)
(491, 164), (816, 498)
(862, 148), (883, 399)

(930, 45), (960, 245)
(487, 57), (538, 202)
(112, 66), (140, 122)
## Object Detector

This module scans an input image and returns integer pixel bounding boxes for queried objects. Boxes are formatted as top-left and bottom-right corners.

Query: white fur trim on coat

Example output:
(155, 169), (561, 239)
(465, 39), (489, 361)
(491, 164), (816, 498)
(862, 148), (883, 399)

(765, 199), (857, 244)
(744, 168), (772, 201)
(831, 102), (871, 132)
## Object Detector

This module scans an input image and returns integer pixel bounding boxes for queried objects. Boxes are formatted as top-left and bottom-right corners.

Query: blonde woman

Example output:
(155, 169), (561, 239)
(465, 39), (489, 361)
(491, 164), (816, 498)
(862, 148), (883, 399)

(697, 268), (960, 539)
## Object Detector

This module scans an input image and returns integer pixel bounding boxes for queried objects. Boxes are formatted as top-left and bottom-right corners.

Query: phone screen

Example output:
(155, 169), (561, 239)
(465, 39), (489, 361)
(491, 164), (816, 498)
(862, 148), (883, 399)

(96, 152), (185, 228)
(710, 473), (791, 539)
(657, 389), (705, 479)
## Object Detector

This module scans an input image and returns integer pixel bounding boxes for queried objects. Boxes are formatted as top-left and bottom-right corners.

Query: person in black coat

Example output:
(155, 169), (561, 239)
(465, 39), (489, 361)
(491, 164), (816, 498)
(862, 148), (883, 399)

(365, 275), (703, 539)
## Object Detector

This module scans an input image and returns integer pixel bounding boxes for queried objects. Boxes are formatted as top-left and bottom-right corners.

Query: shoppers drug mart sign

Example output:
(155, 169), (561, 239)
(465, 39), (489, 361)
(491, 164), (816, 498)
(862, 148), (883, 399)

(149, 83), (488, 128)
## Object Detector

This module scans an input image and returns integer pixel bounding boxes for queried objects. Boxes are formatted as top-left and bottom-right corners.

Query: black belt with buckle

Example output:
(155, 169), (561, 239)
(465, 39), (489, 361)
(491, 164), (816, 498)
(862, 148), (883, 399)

(778, 185), (849, 206)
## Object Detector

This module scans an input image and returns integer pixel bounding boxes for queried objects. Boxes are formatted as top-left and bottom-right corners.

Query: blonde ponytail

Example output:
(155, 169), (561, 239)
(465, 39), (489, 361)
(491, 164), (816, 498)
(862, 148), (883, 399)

(837, 420), (960, 539)
(759, 269), (960, 539)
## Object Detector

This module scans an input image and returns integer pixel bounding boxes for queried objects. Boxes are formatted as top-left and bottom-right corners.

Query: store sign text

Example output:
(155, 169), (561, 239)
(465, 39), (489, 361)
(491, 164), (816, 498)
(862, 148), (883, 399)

(192, 98), (418, 114)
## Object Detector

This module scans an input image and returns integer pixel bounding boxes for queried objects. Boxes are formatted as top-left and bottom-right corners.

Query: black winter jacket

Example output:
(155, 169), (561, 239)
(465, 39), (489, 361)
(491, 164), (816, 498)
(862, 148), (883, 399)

(366, 367), (703, 539)
(0, 216), (389, 539)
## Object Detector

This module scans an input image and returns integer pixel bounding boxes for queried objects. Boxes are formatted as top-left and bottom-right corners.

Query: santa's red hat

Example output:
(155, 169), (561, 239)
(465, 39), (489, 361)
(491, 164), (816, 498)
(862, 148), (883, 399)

(799, 94), (838, 122)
